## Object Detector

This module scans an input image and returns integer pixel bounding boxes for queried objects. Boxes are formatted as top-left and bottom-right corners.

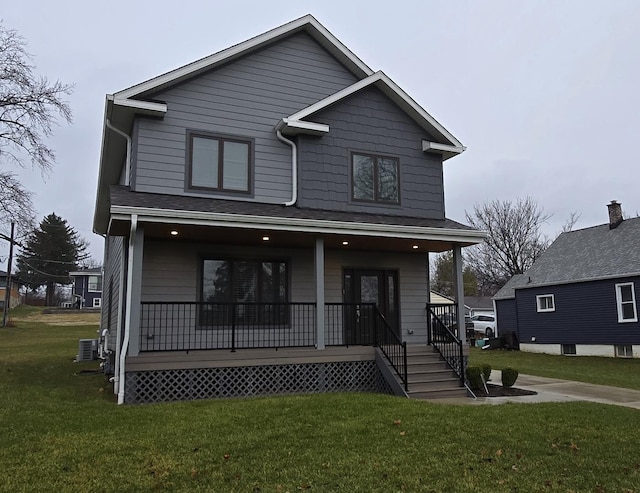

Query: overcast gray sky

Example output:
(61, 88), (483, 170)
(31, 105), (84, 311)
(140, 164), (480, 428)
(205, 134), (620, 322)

(2, 0), (639, 263)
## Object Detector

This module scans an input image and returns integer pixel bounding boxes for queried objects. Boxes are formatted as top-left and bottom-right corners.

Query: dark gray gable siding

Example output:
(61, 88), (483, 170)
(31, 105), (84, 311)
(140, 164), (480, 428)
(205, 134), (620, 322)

(515, 277), (640, 345)
(495, 299), (518, 334)
(132, 32), (358, 202)
(296, 85), (444, 219)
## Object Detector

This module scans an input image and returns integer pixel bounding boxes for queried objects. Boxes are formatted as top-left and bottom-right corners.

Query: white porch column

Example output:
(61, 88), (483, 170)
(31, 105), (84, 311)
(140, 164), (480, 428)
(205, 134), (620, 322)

(125, 225), (145, 357)
(453, 245), (466, 345)
(315, 237), (325, 350)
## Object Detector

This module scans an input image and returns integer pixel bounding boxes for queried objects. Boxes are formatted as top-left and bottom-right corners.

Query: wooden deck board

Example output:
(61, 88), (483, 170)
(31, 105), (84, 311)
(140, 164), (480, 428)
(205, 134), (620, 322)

(126, 346), (376, 371)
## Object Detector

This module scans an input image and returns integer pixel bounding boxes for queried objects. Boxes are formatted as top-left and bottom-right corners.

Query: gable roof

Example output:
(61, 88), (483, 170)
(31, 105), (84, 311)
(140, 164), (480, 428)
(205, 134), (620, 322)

(276, 71), (464, 154)
(464, 296), (494, 310)
(95, 15), (466, 234)
(496, 217), (640, 297)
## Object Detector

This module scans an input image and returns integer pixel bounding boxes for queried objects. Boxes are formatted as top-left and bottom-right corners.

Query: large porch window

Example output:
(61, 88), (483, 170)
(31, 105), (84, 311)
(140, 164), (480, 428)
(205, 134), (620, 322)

(201, 258), (288, 326)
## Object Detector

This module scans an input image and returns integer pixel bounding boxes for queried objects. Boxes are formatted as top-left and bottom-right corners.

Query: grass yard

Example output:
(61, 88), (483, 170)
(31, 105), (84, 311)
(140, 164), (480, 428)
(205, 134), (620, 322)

(469, 346), (640, 390)
(1, 306), (640, 492)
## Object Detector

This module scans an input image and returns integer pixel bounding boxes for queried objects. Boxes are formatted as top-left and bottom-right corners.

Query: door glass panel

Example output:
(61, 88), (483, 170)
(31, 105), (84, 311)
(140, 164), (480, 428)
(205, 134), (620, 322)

(360, 275), (379, 304)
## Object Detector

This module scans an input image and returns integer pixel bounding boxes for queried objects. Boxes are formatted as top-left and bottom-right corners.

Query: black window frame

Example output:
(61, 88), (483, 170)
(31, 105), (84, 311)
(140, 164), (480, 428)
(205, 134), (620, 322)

(350, 151), (400, 204)
(199, 257), (289, 328)
(186, 131), (253, 195)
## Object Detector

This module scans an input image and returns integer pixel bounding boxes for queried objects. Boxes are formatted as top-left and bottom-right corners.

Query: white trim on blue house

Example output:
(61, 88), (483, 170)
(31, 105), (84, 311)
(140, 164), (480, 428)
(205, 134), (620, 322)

(615, 282), (638, 323)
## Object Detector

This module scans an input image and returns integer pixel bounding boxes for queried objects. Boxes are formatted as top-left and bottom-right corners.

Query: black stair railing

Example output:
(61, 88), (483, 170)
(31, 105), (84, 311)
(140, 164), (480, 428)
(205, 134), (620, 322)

(426, 303), (464, 384)
(374, 307), (408, 391)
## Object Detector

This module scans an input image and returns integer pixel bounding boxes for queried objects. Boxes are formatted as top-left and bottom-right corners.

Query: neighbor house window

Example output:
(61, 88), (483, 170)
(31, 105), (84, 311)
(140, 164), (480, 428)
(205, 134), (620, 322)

(201, 258), (288, 326)
(189, 133), (251, 193)
(615, 282), (638, 323)
(536, 294), (555, 312)
(93, 298), (102, 308)
(615, 345), (633, 358)
(351, 153), (399, 204)
(88, 276), (102, 292)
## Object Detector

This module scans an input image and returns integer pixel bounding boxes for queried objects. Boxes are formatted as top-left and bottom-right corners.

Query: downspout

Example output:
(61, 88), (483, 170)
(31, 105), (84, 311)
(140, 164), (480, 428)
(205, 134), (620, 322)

(117, 214), (137, 405)
(106, 119), (132, 186)
(276, 130), (297, 206)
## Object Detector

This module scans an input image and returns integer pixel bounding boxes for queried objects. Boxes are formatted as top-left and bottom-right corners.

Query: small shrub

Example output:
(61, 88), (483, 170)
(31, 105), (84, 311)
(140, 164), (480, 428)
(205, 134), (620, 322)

(480, 364), (492, 382)
(501, 367), (519, 388)
(466, 366), (482, 390)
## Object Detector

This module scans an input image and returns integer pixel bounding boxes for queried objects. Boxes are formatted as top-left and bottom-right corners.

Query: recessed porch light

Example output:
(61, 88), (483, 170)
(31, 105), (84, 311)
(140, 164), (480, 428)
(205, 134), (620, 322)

(262, 236), (270, 241)
(342, 241), (349, 246)
(170, 230), (179, 236)
(412, 245), (419, 249)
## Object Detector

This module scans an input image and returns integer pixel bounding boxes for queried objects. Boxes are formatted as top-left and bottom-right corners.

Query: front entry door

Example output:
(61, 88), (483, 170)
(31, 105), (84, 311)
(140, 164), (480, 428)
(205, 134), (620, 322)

(344, 269), (399, 345)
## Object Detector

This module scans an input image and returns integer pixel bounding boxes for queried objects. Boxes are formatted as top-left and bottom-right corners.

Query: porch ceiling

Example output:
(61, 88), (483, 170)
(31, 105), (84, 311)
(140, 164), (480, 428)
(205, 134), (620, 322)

(109, 218), (470, 253)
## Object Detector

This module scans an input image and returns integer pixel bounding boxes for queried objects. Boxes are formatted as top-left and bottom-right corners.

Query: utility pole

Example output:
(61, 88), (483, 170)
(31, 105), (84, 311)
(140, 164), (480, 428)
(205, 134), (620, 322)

(2, 222), (16, 328)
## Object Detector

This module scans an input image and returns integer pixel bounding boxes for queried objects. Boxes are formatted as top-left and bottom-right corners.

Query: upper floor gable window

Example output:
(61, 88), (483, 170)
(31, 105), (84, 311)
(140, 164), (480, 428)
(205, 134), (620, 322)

(88, 276), (102, 292)
(351, 152), (399, 204)
(615, 282), (638, 323)
(188, 132), (252, 193)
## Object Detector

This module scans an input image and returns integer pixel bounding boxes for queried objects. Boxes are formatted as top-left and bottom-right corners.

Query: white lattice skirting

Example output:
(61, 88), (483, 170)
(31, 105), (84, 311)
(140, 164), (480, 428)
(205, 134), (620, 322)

(125, 360), (393, 404)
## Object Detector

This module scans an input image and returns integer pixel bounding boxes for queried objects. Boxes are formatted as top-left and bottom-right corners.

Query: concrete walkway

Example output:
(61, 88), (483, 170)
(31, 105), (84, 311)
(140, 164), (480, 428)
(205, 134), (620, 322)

(433, 371), (640, 409)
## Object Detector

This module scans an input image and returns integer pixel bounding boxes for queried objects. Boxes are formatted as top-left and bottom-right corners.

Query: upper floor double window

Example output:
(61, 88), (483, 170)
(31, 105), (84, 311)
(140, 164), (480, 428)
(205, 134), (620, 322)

(188, 132), (252, 193)
(351, 152), (399, 204)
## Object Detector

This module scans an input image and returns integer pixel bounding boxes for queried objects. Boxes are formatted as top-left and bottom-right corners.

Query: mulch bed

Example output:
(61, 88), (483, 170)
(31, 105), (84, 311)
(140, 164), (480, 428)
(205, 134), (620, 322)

(475, 384), (537, 397)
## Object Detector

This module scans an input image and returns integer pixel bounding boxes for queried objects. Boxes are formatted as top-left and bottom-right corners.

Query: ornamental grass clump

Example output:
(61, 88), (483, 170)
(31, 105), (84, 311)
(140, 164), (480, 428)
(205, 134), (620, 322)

(501, 367), (519, 388)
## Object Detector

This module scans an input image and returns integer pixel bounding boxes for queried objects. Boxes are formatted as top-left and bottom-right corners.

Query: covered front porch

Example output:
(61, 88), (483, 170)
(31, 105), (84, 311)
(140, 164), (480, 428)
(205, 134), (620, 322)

(107, 191), (483, 403)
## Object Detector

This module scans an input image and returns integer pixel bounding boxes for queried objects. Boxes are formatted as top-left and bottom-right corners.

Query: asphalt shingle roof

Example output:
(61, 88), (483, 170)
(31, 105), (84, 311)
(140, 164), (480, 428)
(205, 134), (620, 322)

(494, 217), (640, 299)
(110, 185), (477, 231)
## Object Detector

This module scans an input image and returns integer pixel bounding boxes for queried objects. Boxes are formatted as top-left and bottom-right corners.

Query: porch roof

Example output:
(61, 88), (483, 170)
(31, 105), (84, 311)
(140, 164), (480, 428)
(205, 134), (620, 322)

(109, 186), (485, 251)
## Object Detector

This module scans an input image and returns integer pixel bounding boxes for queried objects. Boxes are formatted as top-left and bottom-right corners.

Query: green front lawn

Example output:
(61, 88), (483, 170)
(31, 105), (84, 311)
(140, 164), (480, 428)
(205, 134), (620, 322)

(469, 346), (640, 390)
(1, 307), (640, 492)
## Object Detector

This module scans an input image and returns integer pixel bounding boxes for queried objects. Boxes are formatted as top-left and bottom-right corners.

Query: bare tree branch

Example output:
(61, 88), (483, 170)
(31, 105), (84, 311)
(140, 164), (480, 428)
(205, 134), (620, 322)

(465, 197), (551, 295)
(0, 22), (73, 173)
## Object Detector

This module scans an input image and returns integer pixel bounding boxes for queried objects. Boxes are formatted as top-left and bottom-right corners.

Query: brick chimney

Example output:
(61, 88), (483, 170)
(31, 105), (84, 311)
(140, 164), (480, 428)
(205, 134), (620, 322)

(607, 200), (623, 229)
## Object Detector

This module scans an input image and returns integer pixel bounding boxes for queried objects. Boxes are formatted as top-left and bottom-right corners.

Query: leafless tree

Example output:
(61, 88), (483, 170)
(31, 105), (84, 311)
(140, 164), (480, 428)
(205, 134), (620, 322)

(465, 197), (551, 295)
(560, 211), (581, 233)
(0, 22), (73, 171)
(0, 22), (73, 239)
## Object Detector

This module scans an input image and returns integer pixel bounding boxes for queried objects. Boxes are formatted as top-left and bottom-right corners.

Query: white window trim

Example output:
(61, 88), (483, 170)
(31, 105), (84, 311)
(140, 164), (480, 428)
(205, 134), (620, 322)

(88, 275), (102, 293)
(93, 298), (102, 308)
(536, 294), (555, 313)
(615, 282), (638, 323)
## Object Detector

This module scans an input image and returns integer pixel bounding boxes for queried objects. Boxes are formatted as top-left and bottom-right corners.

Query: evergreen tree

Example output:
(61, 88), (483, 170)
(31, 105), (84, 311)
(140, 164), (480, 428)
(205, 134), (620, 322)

(16, 213), (88, 306)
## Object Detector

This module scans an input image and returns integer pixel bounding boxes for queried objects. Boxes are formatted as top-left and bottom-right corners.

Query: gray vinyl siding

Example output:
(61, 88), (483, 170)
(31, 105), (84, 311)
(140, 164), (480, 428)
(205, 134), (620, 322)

(515, 277), (640, 345)
(296, 85), (445, 219)
(132, 32), (358, 202)
(495, 299), (518, 335)
(101, 236), (124, 350)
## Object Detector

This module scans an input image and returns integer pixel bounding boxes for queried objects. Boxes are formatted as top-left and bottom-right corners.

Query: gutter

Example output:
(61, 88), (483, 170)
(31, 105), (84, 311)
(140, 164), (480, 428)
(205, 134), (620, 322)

(117, 214), (137, 405)
(276, 130), (297, 206)
(106, 119), (132, 186)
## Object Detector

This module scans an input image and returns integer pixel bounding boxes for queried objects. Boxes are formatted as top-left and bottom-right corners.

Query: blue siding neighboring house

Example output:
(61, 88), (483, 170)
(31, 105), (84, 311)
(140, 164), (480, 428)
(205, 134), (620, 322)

(494, 201), (640, 358)
(69, 267), (103, 309)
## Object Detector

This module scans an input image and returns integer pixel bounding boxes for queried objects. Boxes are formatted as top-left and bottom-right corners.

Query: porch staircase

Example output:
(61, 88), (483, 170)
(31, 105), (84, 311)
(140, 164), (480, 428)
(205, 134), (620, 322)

(404, 345), (468, 400)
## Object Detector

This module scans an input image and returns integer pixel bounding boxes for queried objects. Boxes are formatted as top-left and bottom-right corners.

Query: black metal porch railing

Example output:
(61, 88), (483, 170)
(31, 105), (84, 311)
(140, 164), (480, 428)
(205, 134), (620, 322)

(139, 302), (316, 351)
(427, 303), (465, 384)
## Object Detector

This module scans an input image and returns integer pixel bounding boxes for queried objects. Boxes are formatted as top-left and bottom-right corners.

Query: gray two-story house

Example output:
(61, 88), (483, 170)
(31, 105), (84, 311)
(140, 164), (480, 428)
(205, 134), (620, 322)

(94, 15), (483, 404)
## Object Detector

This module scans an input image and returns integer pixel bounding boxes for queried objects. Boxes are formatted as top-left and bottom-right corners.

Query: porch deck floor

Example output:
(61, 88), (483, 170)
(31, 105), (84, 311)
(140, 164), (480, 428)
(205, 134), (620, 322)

(126, 346), (377, 372)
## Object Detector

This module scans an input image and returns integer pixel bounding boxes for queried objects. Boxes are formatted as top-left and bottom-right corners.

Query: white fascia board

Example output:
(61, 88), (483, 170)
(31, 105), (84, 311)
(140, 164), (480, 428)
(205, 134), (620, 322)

(422, 140), (466, 159)
(287, 71), (463, 148)
(112, 97), (167, 116)
(276, 118), (329, 135)
(115, 15), (373, 101)
(110, 206), (486, 244)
